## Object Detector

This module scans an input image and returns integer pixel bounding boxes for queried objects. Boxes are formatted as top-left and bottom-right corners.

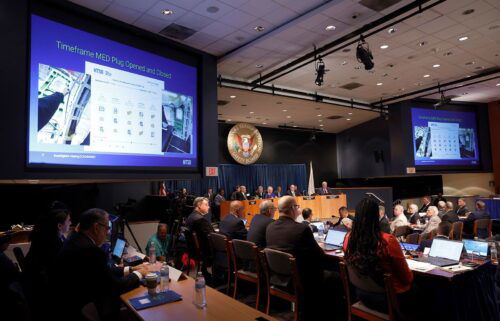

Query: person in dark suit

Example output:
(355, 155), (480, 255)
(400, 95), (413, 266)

(286, 184), (302, 197)
(263, 186), (276, 199)
(232, 185), (248, 201)
(441, 206), (459, 224)
(52, 208), (149, 321)
(230, 185), (240, 200)
(456, 198), (470, 216)
(332, 206), (355, 229)
(204, 188), (215, 206)
(418, 196), (432, 213)
(247, 200), (276, 248)
(463, 200), (491, 239)
(408, 203), (425, 224)
(378, 205), (391, 234)
(219, 201), (247, 240)
(276, 185), (283, 198)
(186, 197), (214, 256)
(316, 181), (332, 195)
(416, 221), (452, 252)
(253, 185), (265, 199)
(301, 207), (318, 232)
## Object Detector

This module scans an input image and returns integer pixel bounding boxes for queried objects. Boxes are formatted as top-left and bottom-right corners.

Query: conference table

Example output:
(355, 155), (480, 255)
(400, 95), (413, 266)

(121, 273), (278, 321)
(220, 194), (347, 224)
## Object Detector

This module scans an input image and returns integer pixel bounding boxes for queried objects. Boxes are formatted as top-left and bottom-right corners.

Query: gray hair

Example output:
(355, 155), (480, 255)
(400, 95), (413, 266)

(259, 200), (275, 215)
(428, 206), (438, 216)
(79, 208), (108, 231)
(445, 201), (453, 210)
(437, 201), (446, 209)
(409, 204), (418, 212)
(193, 197), (208, 209)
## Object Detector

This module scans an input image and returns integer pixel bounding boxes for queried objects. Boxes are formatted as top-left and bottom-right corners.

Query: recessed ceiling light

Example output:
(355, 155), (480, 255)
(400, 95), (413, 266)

(318, 119), (323, 122)
(346, 118), (351, 121)
(319, 124), (324, 127)
(462, 9), (475, 15)
(376, 82), (383, 86)
(418, 41), (427, 47)
(282, 109), (287, 112)
(255, 64), (263, 68)
(229, 95), (236, 99)
(227, 119), (232, 121)
(423, 74), (430, 78)
(432, 64), (440, 68)
(465, 61), (475, 65)
(325, 25), (336, 31)
(388, 27), (397, 34)
(354, 66), (361, 70)
(348, 112), (353, 115)
(162, 9), (173, 15)
(380, 44), (389, 49)
(254, 26), (265, 32)
(317, 114), (322, 117)
(458, 36), (469, 41)
(286, 115), (291, 118)
(293, 125), (298, 128)
(249, 111), (254, 114)
(496, 83), (500, 87)
(262, 122), (267, 125)
(341, 61), (347, 66)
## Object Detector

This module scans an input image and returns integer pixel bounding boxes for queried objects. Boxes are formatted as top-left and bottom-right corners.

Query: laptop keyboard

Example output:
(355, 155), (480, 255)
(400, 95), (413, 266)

(415, 256), (458, 267)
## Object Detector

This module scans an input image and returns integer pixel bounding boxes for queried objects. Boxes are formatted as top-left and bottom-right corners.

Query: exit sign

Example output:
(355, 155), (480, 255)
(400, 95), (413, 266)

(206, 167), (218, 176)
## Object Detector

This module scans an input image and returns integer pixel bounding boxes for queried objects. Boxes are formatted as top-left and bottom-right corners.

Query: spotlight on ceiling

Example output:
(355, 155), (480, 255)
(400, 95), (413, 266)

(314, 58), (328, 86)
(356, 36), (374, 70)
(434, 91), (452, 109)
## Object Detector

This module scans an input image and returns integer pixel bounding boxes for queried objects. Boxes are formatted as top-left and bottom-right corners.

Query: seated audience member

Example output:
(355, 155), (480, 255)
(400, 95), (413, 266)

(295, 208), (304, 223)
(263, 186), (276, 199)
(186, 197), (214, 249)
(390, 204), (409, 233)
(145, 223), (170, 262)
(432, 192), (447, 206)
(340, 217), (353, 231)
(417, 221), (452, 252)
(378, 205), (391, 234)
(219, 201), (247, 240)
(419, 196), (432, 213)
(301, 208), (318, 232)
(247, 200), (275, 248)
(456, 198), (469, 216)
(332, 206), (355, 229)
(441, 202), (459, 224)
(343, 198), (414, 316)
(463, 200), (491, 239)
(286, 184), (301, 197)
(408, 203), (425, 224)
(276, 185), (283, 197)
(230, 186), (240, 200)
(253, 185), (264, 199)
(52, 208), (149, 321)
(422, 206), (442, 234)
(437, 201), (447, 218)
(316, 181), (332, 195)
(266, 196), (338, 319)
(213, 188), (225, 222)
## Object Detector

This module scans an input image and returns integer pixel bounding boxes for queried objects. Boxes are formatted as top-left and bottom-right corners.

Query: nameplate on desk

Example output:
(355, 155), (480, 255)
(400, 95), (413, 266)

(326, 195), (339, 199)
(302, 196), (315, 200)
(168, 265), (187, 282)
(248, 201), (257, 205)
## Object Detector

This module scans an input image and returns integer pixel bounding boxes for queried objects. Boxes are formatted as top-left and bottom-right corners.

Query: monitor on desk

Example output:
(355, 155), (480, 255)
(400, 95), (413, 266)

(462, 239), (488, 257)
(429, 238), (463, 261)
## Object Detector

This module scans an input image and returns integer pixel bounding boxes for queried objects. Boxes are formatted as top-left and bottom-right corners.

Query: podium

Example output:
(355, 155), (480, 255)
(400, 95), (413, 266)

(220, 195), (347, 224)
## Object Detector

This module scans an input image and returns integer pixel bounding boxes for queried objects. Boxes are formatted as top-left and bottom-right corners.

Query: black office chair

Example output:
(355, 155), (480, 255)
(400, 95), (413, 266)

(450, 221), (463, 240)
(183, 229), (202, 276)
(230, 239), (262, 310)
(208, 232), (232, 294)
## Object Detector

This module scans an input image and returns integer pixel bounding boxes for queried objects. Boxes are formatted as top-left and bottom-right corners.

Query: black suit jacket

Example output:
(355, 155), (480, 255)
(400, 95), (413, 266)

(409, 213), (426, 224)
(464, 210), (491, 238)
(52, 232), (140, 321)
(219, 214), (248, 240)
(419, 203), (431, 213)
(302, 220), (318, 232)
(286, 190), (302, 197)
(231, 192), (248, 201)
(456, 206), (469, 216)
(441, 211), (459, 224)
(379, 216), (391, 234)
(315, 187), (333, 195)
(247, 214), (274, 248)
(186, 211), (214, 257)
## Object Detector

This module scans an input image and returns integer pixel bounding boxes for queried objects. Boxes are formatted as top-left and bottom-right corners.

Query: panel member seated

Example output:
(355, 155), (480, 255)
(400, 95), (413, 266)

(378, 205), (390, 234)
(145, 223), (170, 262)
(286, 184), (302, 197)
(441, 202), (459, 224)
(418, 196), (432, 213)
(417, 221), (452, 252)
(247, 200), (276, 248)
(316, 181), (333, 195)
(422, 206), (441, 234)
(437, 201), (447, 218)
(408, 204), (425, 224)
(219, 201), (248, 240)
(276, 185), (283, 197)
(301, 208), (318, 232)
(263, 186), (276, 199)
(253, 185), (264, 199)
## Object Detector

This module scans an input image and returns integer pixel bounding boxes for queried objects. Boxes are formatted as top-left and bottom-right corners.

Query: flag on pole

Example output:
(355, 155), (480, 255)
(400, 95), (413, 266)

(307, 161), (315, 196)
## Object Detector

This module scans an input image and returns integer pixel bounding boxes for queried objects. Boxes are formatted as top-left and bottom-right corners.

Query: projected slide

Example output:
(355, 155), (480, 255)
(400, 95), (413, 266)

(412, 108), (479, 166)
(28, 15), (197, 168)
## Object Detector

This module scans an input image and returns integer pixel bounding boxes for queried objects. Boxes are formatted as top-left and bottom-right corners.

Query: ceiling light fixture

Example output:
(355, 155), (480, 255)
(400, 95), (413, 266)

(325, 25), (336, 31)
(319, 124), (324, 127)
(377, 82), (383, 86)
(227, 119), (232, 121)
(423, 74), (430, 78)
(286, 115), (291, 118)
(418, 41), (427, 47)
(341, 61), (347, 66)
(229, 95), (236, 99)
(432, 64), (440, 68)
(458, 36), (469, 41)
(262, 122), (267, 125)
(249, 111), (254, 114)
(346, 118), (351, 121)
(496, 83), (500, 87)
(314, 58), (328, 86)
(254, 26), (265, 32)
(356, 35), (374, 70)
(282, 109), (287, 112)
(388, 27), (397, 34)
(318, 119), (323, 122)
(380, 44), (389, 49)
(317, 114), (322, 117)
(162, 9), (173, 15)
(255, 64), (263, 68)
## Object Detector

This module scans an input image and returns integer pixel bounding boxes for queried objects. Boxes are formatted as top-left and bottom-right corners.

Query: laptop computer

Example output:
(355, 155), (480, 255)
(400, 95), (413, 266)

(311, 221), (325, 233)
(463, 239), (488, 258)
(413, 238), (463, 267)
(400, 242), (419, 252)
(323, 230), (347, 251)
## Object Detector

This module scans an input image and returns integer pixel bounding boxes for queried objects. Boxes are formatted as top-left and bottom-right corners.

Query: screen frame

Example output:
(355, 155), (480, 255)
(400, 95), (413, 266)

(25, 5), (204, 174)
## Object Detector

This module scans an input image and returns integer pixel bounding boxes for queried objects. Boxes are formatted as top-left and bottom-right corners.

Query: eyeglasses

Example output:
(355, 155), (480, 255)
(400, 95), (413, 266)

(97, 222), (110, 231)
(292, 204), (300, 209)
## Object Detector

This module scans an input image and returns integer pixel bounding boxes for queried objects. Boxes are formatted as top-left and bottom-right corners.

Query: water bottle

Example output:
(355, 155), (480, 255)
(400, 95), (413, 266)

(490, 242), (497, 263)
(193, 272), (207, 308)
(159, 263), (169, 293)
(149, 242), (156, 264)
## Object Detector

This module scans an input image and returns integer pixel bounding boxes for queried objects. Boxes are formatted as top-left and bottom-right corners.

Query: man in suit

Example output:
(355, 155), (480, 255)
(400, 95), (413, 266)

(418, 196), (432, 213)
(432, 193), (447, 207)
(276, 185), (283, 198)
(186, 197), (214, 269)
(463, 200), (491, 238)
(422, 206), (442, 234)
(437, 201), (447, 219)
(263, 186), (276, 199)
(204, 188), (215, 206)
(219, 201), (247, 240)
(379, 205), (391, 234)
(417, 221), (452, 252)
(316, 181), (332, 195)
(301, 208), (318, 232)
(441, 202), (459, 224)
(233, 185), (248, 201)
(456, 198), (470, 216)
(332, 206), (355, 229)
(391, 204), (409, 233)
(253, 185), (264, 199)
(286, 184), (302, 197)
(247, 200), (275, 248)
(230, 186), (240, 200)
(408, 203), (425, 224)
(52, 208), (150, 321)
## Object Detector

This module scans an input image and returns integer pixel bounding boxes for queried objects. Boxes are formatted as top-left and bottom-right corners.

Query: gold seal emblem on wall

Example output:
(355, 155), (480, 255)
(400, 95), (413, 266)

(227, 123), (263, 165)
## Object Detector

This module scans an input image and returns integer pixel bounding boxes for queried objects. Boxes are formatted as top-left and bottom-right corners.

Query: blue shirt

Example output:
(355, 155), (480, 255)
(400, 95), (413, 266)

(145, 233), (170, 258)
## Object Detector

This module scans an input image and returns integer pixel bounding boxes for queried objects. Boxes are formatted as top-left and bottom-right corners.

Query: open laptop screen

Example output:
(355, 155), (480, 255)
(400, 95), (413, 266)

(400, 242), (419, 251)
(325, 230), (346, 246)
(112, 239), (126, 258)
(429, 238), (463, 261)
(463, 239), (488, 257)
(311, 221), (325, 232)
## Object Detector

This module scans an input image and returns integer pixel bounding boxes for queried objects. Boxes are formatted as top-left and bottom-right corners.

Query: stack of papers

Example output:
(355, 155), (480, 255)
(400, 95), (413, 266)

(441, 264), (473, 273)
(406, 259), (436, 272)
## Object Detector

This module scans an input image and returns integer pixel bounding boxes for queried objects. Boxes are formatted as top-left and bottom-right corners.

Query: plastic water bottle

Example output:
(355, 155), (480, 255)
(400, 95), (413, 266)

(490, 242), (498, 263)
(149, 242), (156, 264)
(159, 263), (169, 293)
(193, 272), (207, 308)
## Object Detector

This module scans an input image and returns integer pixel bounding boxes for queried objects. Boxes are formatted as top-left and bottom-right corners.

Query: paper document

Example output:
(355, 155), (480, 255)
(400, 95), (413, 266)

(406, 259), (436, 272)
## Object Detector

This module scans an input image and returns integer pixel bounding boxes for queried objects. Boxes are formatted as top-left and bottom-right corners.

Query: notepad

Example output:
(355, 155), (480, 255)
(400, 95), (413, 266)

(129, 291), (182, 310)
(406, 259), (435, 272)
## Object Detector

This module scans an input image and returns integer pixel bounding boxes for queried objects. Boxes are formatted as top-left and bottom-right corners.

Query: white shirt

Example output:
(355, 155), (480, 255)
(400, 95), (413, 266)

(390, 214), (409, 232)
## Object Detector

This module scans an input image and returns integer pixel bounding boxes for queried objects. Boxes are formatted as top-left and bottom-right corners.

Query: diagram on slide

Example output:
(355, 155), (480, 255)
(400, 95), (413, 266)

(414, 124), (477, 159)
(161, 90), (193, 154)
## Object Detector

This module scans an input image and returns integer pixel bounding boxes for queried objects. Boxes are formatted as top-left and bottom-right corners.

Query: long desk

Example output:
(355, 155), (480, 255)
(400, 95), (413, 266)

(121, 276), (278, 321)
(220, 195), (347, 223)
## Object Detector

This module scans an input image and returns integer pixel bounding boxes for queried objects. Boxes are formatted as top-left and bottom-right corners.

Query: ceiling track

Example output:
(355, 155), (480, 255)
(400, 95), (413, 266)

(249, 0), (445, 89)
(218, 76), (386, 114)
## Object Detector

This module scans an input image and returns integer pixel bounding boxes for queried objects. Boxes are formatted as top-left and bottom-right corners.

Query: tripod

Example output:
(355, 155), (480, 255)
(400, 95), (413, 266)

(114, 204), (143, 253)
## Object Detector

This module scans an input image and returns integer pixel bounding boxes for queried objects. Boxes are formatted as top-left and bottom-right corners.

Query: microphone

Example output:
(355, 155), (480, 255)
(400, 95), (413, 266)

(365, 192), (385, 205)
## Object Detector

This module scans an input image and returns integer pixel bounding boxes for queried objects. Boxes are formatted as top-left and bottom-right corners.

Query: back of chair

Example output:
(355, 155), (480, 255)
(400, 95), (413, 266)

(474, 219), (492, 239)
(209, 232), (229, 268)
(184, 229), (201, 258)
(263, 248), (293, 276)
(420, 231), (433, 242)
(451, 221), (463, 240)
(346, 264), (385, 294)
(232, 239), (259, 269)
(13, 247), (26, 272)
(392, 225), (409, 238)
(405, 233), (420, 245)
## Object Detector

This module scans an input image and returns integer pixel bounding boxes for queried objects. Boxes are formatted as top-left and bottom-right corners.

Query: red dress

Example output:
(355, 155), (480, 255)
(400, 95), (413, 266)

(343, 232), (413, 293)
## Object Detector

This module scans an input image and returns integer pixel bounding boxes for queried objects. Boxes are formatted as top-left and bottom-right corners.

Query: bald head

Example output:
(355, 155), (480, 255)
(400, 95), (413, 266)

(230, 200), (244, 218)
(278, 196), (299, 219)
